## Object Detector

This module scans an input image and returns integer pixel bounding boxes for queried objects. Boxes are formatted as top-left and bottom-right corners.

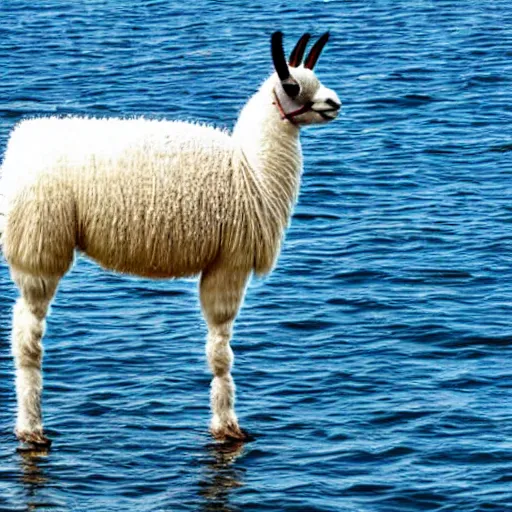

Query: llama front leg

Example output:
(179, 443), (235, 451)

(11, 270), (59, 448)
(200, 264), (250, 442)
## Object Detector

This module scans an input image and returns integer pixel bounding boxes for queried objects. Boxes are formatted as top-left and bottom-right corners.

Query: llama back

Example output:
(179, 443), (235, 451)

(1, 117), (236, 277)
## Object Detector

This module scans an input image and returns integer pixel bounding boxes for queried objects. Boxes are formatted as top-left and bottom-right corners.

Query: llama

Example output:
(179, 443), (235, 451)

(0, 31), (340, 448)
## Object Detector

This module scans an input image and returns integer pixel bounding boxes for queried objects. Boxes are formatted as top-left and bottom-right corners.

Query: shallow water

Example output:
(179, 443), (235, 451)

(1, 1), (512, 511)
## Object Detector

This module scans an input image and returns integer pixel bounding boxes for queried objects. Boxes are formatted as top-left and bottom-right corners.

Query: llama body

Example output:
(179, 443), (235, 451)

(0, 32), (340, 448)
(4, 118), (241, 278)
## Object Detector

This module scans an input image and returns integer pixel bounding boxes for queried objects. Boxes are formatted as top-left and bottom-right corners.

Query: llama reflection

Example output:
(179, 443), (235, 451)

(198, 441), (246, 512)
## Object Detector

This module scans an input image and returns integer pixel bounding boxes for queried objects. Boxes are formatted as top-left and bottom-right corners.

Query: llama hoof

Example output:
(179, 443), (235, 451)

(16, 430), (52, 450)
(211, 423), (252, 443)
(16, 442), (51, 455)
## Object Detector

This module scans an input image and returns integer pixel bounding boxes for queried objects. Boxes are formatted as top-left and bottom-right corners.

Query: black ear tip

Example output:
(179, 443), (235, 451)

(288, 33), (312, 67)
(304, 31), (331, 70)
(318, 31), (330, 44)
(271, 30), (290, 81)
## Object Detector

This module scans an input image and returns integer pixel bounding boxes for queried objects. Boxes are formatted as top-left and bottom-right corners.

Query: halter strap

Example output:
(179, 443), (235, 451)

(273, 88), (312, 125)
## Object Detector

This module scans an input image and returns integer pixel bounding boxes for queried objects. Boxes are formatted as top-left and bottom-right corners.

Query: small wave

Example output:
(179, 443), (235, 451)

(489, 143), (512, 153)
(447, 334), (512, 348)
(466, 74), (507, 87)
(366, 94), (436, 108)
(280, 319), (337, 331)
(331, 269), (389, 282)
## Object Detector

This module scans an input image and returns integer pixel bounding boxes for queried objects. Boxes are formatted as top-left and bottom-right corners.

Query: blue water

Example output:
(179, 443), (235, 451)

(1, 1), (512, 510)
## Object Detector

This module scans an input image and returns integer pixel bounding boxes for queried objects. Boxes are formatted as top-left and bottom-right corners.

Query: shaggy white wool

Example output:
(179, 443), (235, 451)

(1, 80), (302, 279)
(2, 117), (234, 276)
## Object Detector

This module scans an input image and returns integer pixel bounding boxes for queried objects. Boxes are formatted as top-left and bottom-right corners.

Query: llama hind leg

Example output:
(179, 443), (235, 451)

(200, 264), (250, 442)
(11, 270), (60, 447)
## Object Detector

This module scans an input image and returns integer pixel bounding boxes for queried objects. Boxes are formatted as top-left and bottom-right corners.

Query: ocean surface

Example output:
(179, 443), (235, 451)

(1, 1), (512, 510)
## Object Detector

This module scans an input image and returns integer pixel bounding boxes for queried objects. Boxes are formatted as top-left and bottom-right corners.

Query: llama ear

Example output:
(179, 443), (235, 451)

(289, 33), (311, 67)
(304, 32), (330, 70)
(272, 32), (300, 98)
(271, 31), (290, 81)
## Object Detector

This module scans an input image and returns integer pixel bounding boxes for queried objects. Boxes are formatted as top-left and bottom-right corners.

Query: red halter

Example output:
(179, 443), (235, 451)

(273, 89), (312, 125)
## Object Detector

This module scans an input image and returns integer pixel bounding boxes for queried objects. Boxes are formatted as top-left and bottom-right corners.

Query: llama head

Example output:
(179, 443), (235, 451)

(271, 31), (341, 127)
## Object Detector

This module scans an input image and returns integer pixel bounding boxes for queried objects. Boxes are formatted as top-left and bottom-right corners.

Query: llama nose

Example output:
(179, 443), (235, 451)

(326, 98), (341, 110)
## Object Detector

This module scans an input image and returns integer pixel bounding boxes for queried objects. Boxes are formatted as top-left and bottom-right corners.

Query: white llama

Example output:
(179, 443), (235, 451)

(0, 31), (340, 448)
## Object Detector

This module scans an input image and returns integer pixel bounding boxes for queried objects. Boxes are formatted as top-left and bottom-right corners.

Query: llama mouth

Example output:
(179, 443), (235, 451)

(313, 109), (339, 120)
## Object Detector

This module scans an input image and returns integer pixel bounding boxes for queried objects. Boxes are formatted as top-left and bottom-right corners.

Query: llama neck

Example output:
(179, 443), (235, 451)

(232, 78), (303, 217)
(229, 77), (303, 275)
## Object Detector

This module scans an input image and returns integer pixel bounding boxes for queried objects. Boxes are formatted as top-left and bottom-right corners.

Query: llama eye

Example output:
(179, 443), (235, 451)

(282, 82), (300, 98)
